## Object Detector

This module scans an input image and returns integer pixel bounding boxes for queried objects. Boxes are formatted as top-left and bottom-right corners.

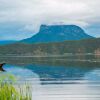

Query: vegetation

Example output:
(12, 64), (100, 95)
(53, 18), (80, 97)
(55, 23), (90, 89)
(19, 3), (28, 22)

(0, 73), (32, 100)
(0, 38), (100, 56)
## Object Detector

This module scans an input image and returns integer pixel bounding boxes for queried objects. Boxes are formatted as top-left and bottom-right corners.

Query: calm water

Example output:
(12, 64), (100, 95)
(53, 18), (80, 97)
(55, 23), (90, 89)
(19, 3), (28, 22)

(1, 56), (100, 100)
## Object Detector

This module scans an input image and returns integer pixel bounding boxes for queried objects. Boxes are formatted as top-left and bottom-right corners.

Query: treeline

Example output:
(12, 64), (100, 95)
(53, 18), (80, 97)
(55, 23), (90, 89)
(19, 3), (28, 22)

(0, 38), (100, 56)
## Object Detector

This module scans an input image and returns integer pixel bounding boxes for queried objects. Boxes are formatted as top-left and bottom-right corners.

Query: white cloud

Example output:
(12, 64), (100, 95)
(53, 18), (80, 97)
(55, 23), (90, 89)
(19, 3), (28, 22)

(0, 0), (100, 40)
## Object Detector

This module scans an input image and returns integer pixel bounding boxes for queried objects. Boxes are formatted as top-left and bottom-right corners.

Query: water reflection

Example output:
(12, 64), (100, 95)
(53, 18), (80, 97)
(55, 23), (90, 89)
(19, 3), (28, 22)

(0, 56), (100, 100)
(3, 65), (40, 85)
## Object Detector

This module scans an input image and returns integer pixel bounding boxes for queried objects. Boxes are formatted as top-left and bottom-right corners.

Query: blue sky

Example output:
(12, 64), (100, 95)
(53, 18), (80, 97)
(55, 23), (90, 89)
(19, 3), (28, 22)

(0, 0), (100, 40)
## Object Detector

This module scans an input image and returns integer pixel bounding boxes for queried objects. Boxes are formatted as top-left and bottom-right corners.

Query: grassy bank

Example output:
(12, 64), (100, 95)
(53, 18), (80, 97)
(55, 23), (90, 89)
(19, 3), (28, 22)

(0, 73), (32, 100)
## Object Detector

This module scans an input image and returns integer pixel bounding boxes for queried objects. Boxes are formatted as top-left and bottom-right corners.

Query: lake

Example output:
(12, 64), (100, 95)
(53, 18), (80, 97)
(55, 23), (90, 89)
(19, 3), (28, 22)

(0, 56), (100, 100)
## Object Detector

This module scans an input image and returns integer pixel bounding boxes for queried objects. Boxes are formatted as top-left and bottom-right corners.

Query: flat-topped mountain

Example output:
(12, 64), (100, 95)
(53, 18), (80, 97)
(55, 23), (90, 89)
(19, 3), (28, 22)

(21, 25), (93, 43)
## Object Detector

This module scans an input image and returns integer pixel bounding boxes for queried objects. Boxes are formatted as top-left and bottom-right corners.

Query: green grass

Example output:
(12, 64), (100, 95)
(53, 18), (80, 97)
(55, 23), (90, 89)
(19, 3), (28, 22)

(0, 73), (32, 100)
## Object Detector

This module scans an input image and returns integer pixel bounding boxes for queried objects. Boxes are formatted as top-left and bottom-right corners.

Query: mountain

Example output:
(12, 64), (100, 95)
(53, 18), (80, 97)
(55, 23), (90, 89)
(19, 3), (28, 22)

(21, 25), (93, 43)
(0, 40), (17, 45)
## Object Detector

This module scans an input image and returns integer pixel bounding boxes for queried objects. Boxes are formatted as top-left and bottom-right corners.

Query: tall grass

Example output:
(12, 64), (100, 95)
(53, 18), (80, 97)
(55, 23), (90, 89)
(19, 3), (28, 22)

(0, 73), (32, 100)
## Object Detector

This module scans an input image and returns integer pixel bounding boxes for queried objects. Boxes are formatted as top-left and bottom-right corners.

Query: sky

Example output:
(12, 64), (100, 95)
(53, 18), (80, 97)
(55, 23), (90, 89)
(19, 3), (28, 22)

(0, 0), (100, 40)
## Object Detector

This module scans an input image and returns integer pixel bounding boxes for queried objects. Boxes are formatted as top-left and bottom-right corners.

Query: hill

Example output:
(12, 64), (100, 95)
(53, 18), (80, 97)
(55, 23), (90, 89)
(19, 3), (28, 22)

(0, 38), (100, 56)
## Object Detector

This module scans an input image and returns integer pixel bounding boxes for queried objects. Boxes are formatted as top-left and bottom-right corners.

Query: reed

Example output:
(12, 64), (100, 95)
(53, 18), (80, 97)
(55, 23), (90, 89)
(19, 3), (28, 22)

(0, 73), (32, 100)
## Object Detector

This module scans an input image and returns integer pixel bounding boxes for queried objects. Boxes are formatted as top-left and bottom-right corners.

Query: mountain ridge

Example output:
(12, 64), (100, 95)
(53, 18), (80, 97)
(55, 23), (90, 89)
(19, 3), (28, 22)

(0, 40), (17, 45)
